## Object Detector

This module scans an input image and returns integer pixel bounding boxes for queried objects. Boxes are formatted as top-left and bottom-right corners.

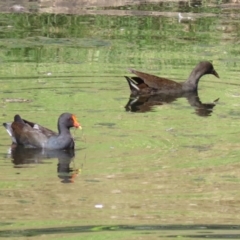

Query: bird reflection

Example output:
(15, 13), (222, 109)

(8, 145), (80, 183)
(125, 92), (219, 117)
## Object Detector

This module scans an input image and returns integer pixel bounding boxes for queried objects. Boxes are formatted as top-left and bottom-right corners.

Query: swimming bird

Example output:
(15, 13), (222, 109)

(124, 61), (219, 96)
(3, 113), (81, 149)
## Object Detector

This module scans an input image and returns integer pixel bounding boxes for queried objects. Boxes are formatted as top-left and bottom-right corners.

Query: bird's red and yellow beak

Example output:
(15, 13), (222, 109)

(72, 115), (82, 129)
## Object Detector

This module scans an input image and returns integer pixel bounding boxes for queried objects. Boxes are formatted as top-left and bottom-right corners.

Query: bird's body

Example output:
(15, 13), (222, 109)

(3, 113), (81, 150)
(125, 61), (219, 95)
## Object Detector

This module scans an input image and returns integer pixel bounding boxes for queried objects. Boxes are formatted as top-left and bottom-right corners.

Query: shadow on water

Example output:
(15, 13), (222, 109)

(7, 146), (80, 183)
(0, 224), (240, 238)
(125, 91), (219, 117)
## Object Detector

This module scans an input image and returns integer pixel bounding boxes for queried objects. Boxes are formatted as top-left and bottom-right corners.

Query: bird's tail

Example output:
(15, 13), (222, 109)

(124, 76), (140, 93)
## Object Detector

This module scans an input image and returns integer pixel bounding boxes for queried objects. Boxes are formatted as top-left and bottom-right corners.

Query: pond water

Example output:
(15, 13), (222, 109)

(1, 0), (240, 239)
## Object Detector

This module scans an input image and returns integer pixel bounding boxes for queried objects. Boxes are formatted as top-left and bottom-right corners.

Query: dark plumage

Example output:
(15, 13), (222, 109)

(124, 61), (219, 95)
(3, 113), (81, 149)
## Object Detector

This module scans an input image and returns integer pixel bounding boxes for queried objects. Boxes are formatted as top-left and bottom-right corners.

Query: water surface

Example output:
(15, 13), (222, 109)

(0, 0), (240, 239)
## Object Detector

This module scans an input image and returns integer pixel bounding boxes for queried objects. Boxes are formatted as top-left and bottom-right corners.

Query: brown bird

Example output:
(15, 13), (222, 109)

(124, 61), (219, 95)
(3, 113), (81, 149)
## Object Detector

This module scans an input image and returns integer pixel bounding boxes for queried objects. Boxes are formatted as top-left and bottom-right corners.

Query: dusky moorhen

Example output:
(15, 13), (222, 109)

(3, 113), (81, 149)
(124, 61), (219, 95)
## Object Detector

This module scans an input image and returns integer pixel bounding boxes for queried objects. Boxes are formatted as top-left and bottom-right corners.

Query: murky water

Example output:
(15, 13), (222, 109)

(0, 0), (240, 239)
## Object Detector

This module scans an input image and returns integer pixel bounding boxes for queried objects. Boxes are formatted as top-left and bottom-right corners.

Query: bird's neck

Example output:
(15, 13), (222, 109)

(183, 69), (203, 91)
(58, 123), (70, 135)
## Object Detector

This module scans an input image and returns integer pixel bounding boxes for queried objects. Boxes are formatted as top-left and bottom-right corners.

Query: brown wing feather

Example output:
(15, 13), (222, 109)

(23, 119), (56, 138)
(12, 122), (51, 148)
(130, 69), (182, 90)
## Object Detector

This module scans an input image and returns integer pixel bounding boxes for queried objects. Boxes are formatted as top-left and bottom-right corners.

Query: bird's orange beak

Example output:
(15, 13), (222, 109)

(72, 115), (82, 129)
